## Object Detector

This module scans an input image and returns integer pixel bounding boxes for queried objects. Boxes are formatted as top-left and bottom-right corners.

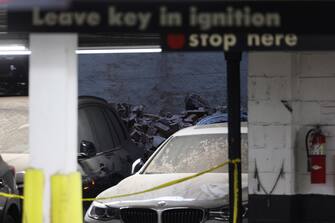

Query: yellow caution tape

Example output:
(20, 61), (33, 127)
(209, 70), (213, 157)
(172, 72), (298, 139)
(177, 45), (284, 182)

(22, 169), (44, 223)
(83, 159), (240, 202)
(0, 192), (24, 200)
(51, 172), (83, 223)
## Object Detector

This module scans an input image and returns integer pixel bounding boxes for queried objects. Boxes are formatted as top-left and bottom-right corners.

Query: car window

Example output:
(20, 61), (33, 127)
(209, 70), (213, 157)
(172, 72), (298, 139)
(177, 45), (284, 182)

(84, 106), (117, 152)
(144, 133), (248, 174)
(106, 109), (127, 142)
(78, 108), (96, 152)
(104, 108), (126, 145)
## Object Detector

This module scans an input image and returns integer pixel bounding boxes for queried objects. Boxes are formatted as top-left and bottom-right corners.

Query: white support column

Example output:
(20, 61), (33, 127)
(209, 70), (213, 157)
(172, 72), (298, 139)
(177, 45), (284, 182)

(29, 34), (78, 223)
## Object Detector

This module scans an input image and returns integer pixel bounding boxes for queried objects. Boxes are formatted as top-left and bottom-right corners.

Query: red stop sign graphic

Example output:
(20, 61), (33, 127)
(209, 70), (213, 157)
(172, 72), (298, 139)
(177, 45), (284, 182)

(167, 34), (186, 49)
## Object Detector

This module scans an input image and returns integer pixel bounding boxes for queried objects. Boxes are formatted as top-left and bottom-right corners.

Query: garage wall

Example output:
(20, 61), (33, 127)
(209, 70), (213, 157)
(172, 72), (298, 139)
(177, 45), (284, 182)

(249, 52), (335, 195)
(248, 52), (335, 223)
(78, 53), (248, 114)
(294, 53), (335, 194)
(248, 53), (295, 195)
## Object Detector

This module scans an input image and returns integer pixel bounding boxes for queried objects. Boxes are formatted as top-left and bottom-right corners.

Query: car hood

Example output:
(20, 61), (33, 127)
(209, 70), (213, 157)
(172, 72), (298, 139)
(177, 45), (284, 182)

(1, 153), (29, 172)
(95, 173), (248, 209)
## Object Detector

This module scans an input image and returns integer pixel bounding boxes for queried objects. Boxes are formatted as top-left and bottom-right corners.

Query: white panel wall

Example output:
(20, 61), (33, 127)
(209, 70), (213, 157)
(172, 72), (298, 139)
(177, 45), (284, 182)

(248, 52), (295, 195)
(249, 52), (335, 196)
(294, 53), (335, 194)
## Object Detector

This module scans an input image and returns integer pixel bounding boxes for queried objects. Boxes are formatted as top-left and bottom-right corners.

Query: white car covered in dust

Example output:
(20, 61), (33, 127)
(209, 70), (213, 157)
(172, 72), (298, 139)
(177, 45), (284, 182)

(85, 123), (248, 223)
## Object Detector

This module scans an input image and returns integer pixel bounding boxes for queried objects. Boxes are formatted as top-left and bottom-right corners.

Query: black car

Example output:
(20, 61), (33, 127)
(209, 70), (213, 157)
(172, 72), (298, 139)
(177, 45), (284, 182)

(0, 96), (144, 206)
(78, 96), (144, 199)
(0, 155), (20, 223)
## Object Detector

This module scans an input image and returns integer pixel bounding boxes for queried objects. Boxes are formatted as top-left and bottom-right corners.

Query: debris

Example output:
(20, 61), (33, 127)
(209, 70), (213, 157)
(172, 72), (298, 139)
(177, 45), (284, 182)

(184, 94), (210, 110)
(169, 122), (179, 134)
(152, 136), (166, 148)
(184, 114), (199, 123)
(130, 130), (142, 142)
(185, 108), (207, 116)
(147, 126), (158, 135)
(131, 105), (144, 117)
(154, 122), (171, 137)
(114, 94), (246, 153)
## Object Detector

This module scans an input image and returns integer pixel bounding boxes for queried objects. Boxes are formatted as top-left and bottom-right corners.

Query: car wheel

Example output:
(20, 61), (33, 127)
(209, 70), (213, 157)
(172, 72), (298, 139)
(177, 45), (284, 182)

(4, 215), (17, 223)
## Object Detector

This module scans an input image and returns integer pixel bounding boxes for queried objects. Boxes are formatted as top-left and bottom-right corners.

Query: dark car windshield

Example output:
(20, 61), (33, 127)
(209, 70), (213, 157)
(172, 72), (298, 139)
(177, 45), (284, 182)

(144, 133), (248, 174)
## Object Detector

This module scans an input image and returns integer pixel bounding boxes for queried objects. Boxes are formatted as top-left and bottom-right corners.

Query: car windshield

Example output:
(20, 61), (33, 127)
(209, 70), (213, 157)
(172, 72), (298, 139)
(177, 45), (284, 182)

(144, 133), (248, 174)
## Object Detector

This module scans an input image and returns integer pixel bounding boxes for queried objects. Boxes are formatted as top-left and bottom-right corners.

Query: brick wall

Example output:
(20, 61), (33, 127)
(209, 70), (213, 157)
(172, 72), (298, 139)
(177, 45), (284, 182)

(248, 52), (295, 195)
(249, 52), (335, 196)
(78, 52), (248, 114)
(294, 53), (335, 194)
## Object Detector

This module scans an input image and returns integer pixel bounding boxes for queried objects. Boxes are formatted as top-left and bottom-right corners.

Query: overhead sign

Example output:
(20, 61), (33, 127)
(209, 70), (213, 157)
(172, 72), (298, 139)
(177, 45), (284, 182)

(6, 1), (335, 51)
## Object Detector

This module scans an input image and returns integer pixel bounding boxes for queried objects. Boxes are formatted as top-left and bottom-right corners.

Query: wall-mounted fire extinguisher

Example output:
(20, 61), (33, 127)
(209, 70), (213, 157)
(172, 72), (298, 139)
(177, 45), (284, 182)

(305, 126), (326, 184)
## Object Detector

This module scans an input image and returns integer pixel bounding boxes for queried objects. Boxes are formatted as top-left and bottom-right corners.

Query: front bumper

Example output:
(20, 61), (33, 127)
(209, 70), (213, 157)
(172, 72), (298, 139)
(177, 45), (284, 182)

(84, 203), (248, 223)
(84, 215), (247, 223)
(84, 218), (230, 223)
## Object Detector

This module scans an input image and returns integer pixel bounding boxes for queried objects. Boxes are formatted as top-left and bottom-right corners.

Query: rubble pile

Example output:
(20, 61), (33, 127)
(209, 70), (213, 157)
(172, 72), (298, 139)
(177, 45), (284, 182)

(113, 94), (227, 152)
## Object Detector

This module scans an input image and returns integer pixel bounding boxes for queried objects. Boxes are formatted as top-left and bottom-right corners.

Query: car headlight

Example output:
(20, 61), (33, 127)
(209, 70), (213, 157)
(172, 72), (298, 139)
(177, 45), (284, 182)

(88, 202), (120, 220)
(207, 203), (248, 221)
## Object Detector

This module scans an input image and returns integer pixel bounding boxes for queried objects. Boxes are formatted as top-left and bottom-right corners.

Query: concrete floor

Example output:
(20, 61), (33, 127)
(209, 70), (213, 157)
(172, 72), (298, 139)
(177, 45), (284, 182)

(0, 96), (28, 154)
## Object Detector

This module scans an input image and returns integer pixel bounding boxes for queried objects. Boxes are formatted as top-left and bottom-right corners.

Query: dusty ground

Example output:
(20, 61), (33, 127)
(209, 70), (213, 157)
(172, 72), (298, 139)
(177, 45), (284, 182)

(0, 96), (28, 153)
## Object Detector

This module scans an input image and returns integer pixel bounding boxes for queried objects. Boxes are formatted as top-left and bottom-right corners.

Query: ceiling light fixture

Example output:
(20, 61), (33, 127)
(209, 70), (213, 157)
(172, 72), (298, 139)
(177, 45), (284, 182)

(0, 45), (31, 55)
(0, 50), (31, 55)
(0, 45), (162, 55)
(76, 46), (162, 54)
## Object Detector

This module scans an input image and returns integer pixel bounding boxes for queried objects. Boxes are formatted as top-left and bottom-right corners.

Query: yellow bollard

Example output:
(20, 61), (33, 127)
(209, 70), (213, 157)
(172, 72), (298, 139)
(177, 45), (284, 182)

(51, 172), (83, 223)
(23, 169), (44, 223)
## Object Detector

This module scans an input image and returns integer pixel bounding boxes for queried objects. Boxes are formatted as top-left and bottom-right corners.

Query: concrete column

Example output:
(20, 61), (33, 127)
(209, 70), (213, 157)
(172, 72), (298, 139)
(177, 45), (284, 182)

(29, 34), (78, 222)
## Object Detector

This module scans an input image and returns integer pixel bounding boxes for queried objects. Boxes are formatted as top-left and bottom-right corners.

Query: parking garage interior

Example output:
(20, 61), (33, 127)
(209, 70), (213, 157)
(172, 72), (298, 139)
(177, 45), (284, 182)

(0, 1), (335, 223)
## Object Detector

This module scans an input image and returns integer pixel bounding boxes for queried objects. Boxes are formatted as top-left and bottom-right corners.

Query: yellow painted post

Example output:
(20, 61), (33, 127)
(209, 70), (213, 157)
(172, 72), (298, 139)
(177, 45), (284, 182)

(231, 159), (241, 223)
(22, 169), (44, 223)
(51, 172), (83, 223)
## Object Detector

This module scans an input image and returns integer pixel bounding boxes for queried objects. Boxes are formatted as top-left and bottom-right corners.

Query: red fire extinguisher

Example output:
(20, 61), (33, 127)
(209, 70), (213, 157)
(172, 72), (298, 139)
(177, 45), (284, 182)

(306, 126), (326, 184)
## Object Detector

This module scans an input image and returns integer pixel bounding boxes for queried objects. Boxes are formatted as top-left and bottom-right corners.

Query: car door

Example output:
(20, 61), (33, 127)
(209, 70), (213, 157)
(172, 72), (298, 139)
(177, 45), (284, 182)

(102, 107), (135, 177)
(78, 105), (124, 190)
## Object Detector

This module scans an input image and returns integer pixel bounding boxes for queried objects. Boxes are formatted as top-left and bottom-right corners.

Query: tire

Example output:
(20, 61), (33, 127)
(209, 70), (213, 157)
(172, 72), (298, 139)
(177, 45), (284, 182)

(4, 215), (17, 223)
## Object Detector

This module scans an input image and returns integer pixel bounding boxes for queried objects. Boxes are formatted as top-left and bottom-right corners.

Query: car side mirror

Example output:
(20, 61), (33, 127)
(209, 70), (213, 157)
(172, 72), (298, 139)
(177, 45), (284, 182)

(15, 171), (24, 194)
(15, 172), (24, 186)
(131, 158), (144, 175)
(80, 140), (97, 158)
